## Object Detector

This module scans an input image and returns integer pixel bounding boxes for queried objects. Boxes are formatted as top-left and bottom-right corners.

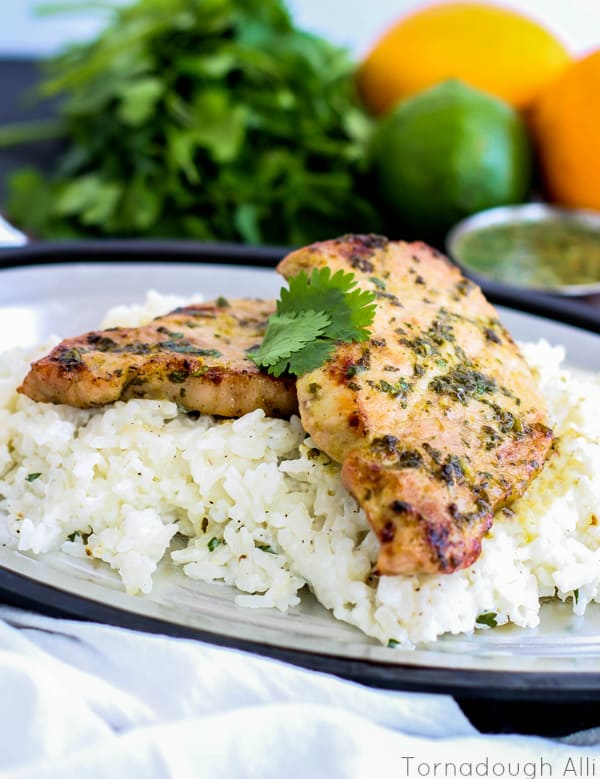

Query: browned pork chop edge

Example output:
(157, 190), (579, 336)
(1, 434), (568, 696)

(18, 298), (298, 419)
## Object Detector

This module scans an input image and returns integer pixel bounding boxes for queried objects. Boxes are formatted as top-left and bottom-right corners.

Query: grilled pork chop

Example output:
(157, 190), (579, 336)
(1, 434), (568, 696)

(278, 235), (553, 575)
(19, 299), (297, 418)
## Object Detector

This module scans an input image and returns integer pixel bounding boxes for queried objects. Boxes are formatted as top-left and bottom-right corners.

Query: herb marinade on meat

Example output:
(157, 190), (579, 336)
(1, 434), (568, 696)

(279, 235), (553, 576)
(19, 299), (298, 419)
(19, 234), (554, 578)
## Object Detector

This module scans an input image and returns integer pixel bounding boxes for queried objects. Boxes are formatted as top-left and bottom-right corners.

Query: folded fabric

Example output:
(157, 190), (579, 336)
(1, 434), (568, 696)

(0, 606), (598, 778)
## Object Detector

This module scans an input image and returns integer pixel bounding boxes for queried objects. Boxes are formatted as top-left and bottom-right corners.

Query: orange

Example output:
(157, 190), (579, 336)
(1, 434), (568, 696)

(530, 49), (600, 212)
(357, 1), (572, 114)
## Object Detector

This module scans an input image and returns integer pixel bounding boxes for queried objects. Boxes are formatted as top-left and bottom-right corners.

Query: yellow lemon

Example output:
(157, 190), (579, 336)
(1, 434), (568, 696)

(358, 1), (572, 114)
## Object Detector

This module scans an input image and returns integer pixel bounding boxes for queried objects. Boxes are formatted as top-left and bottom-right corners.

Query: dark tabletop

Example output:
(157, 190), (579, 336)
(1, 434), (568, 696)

(0, 58), (63, 204)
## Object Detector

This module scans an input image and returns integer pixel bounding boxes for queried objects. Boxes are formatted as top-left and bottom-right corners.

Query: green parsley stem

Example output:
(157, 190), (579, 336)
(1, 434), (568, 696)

(0, 119), (66, 149)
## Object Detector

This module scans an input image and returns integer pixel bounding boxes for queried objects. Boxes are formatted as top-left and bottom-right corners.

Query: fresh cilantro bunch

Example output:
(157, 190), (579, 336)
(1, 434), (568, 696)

(5, 0), (379, 244)
(250, 267), (376, 376)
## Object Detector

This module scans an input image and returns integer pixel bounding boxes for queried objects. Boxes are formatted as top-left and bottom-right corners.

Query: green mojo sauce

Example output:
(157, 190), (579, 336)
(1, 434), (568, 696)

(454, 219), (600, 289)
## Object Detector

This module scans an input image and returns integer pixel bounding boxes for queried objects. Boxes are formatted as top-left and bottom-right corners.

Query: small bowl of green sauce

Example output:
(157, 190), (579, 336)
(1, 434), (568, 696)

(446, 204), (600, 296)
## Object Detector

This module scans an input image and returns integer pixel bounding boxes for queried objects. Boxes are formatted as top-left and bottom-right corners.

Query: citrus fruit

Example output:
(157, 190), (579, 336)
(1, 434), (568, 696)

(372, 80), (532, 235)
(530, 48), (600, 212)
(358, 1), (571, 114)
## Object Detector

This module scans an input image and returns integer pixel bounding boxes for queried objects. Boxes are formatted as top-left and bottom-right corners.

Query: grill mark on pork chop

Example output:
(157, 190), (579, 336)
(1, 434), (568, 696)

(278, 234), (554, 576)
(19, 299), (298, 419)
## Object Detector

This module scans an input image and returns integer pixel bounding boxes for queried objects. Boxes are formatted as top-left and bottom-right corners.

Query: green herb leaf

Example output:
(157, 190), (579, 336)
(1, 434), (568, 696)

(249, 310), (331, 377)
(387, 639), (400, 648)
(279, 267), (377, 341)
(257, 543), (277, 554)
(207, 537), (221, 552)
(55, 174), (121, 226)
(369, 275), (386, 291)
(3, 0), (380, 245)
(168, 370), (188, 383)
(117, 77), (163, 127)
(249, 268), (376, 377)
(476, 612), (498, 628)
(26, 472), (42, 483)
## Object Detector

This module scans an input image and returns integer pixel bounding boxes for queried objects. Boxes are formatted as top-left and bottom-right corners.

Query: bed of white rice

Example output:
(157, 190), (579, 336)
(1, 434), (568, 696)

(1, 292), (599, 647)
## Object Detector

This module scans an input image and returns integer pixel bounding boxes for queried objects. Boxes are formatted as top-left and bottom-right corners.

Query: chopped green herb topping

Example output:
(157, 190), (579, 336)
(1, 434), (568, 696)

(346, 363), (368, 378)
(57, 347), (83, 366)
(476, 612), (498, 628)
(161, 341), (221, 357)
(369, 276), (386, 291)
(157, 327), (184, 338)
(429, 367), (497, 404)
(207, 537), (221, 552)
(439, 454), (468, 486)
(26, 472), (42, 482)
(396, 450), (424, 468)
(168, 370), (189, 383)
(87, 334), (118, 351)
(377, 378), (412, 399)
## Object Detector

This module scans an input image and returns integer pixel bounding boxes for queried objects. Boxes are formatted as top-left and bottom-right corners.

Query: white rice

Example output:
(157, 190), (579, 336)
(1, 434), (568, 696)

(0, 292), (599, 647)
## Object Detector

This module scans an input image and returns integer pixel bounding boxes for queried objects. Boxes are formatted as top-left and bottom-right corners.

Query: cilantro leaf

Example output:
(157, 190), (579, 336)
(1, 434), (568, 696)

(207, 537), (222, 552)
(279, 267), (377, 342)
(283, 339), (337, 378)
(250, 268), (376, 377)
(250, 311), (330, 375)
(476, 612), (498, 628)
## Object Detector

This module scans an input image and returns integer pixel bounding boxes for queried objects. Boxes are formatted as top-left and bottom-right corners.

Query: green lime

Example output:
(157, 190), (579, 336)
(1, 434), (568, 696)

(372, 80), (532, 236)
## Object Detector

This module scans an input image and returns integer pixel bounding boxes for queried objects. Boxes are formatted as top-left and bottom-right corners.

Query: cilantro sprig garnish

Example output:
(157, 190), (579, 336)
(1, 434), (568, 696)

(250, 267), (376, 377)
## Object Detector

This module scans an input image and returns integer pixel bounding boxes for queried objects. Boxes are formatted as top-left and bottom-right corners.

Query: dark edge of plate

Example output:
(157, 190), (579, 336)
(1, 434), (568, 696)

(0, 562), (598, 703)
(1, 239), (599, 334)
(1, 241), (600, 709)
(472, 276), (600, 335)
(0, 238), (287, 267)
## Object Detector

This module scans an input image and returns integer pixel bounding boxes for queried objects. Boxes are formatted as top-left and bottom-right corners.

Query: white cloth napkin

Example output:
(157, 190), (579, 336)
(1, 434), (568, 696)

(0, 606), (598, 779)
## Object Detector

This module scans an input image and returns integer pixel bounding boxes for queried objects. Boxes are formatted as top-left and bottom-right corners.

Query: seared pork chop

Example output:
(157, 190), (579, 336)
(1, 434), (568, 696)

(278, 235), (553, 575)
(19, 299), (297, 418)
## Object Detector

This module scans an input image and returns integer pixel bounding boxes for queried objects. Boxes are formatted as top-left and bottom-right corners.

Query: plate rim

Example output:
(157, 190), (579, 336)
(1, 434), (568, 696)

(3, 563), (600, 701)
(1, 257), (600, 700)
(0, 245), (599, 334)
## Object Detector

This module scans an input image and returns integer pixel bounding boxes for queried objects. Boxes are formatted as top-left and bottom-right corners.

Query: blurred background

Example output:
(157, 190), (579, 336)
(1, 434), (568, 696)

(2, 0), (599, 57)
(1, 0), (600, 299)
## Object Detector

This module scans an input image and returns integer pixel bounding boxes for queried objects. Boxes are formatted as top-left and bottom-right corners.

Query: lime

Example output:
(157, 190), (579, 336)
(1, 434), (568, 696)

(372, 80), (532, 236)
